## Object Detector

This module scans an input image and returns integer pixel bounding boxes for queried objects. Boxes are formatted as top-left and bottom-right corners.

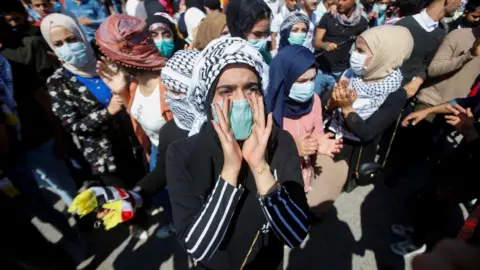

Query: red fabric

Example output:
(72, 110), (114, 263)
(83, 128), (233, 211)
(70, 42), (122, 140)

(95, 15), (168, 70)
(457, 205), (480, 241)
(158, 0), (174, 16)
(121, 210), (134, 222)
(114, 187), (128, 199)
(468, 81), (480, 97)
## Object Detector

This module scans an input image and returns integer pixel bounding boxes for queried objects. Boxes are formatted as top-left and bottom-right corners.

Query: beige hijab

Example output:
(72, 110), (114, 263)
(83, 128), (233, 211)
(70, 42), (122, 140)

(40, 14), (97, 78)
(360, 25), (414, 81)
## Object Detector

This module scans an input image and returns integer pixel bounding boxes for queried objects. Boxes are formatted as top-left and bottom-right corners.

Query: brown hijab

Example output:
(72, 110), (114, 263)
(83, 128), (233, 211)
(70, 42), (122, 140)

(95, 14), (168, 70)
(192, 11), (227, 50)
(360, 25), (414, 81)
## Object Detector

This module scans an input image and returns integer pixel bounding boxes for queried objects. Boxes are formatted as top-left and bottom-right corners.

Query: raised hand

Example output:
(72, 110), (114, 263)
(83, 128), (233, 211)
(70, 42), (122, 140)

(316, 133), (343, 158)
(333, 83), (357, 109)
(445, 104), (476, 137)
(242, 93), (273, 171)
(296, 130), (319, 157)
(211, 97), (243, 185)
(97, 56), (127, 94)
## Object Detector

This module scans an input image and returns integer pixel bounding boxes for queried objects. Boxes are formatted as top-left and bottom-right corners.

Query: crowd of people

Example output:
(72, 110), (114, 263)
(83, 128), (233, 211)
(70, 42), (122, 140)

(1, 0), (480, 269)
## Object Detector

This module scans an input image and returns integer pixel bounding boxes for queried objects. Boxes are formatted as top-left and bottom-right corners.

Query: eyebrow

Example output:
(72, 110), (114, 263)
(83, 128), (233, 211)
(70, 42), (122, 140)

(216, 81), (259, 90)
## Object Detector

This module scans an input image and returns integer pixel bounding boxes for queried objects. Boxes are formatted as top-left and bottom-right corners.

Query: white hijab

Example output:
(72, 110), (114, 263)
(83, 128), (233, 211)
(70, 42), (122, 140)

(40, 14), (97, 78)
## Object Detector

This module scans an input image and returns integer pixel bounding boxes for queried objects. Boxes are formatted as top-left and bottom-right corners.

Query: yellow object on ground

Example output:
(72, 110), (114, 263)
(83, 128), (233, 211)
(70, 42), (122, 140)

(68, 189), (98, 217)
(101, 200), (124, 230)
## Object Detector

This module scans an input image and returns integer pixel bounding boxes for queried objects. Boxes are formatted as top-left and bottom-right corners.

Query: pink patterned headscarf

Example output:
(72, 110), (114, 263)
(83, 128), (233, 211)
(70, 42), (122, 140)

(95, 14), (168, 70)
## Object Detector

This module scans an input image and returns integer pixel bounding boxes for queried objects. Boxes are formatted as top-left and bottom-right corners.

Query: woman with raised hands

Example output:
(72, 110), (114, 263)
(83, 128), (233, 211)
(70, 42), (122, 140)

(318, 25), (413, 216)
(95, 14), (172, 172)
(265, 45), (342, 197)
(166, 37), (309, 269)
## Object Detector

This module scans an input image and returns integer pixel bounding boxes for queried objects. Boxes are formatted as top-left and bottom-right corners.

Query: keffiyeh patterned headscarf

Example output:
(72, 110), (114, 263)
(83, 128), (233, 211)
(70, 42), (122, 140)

(95, 14), (168, 70)
(279, 12), (310, 50)
(188, 37), (266, 135)
(161, 50), (200, 134)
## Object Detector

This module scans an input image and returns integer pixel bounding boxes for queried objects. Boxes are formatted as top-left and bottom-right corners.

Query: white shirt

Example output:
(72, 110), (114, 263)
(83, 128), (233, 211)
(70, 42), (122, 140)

(314, 1), (328, 21)
(130, 85), (166, 147)
(300, 9), (318, 52)
(126, 0), (147, 20)
(264, 0), (281, 16)
(413, 9), (439, 32)
(271, 6), (296, 49)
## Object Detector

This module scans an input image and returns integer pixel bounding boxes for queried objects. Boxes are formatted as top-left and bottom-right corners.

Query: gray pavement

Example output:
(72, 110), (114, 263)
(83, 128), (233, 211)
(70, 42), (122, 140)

(35, 164), (437, 270)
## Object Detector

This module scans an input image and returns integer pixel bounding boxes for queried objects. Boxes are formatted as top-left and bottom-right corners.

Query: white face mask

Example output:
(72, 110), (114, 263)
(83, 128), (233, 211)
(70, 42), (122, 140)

(349, 51), (368, 76)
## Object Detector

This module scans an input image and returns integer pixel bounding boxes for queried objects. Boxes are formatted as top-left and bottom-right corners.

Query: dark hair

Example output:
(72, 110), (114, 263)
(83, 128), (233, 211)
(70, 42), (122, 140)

(395, 0), (423, 17)
(204, 0), (222, 11)
(0, 0), (28, 16)
(226, 0), (271, 39)
(465, 0), (480, 12)
(186, 0), (206, 11)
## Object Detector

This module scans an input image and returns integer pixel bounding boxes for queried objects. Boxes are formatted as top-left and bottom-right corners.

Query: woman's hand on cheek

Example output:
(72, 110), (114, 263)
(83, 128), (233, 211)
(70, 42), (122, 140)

(316, 133), (343, 158)
(211, 97), (243, 186)
(242, 93), (273, 171)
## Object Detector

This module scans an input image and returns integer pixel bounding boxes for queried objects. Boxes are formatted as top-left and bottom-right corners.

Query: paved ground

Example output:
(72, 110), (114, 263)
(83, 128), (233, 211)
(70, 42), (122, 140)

(35, 159), (453, 270)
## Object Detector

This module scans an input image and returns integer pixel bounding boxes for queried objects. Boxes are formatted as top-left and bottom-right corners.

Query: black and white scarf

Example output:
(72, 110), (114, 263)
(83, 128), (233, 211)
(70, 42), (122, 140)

(161, 50), (200, 135)
(328, 68), (403, 141)
(188, 37), (267, 135)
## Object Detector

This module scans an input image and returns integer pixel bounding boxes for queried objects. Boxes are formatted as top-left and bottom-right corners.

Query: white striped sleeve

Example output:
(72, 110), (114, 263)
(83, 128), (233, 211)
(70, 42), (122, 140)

(185, 176), (243, 261)
(259, 185), (309, 248)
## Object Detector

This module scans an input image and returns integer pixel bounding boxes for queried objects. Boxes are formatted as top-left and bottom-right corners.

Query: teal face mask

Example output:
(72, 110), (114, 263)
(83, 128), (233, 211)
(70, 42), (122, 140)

(249, 38), (268, 52)
(154, 39), (175, 58)
(211, 99), (253, 140)
(288, 32), (307, 45)
(248, 38), (272, 64)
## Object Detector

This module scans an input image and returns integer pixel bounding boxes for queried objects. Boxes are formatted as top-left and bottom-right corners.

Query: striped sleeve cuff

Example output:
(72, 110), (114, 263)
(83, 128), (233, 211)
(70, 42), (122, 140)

(259, 185), (309, 248)
(185, 176), (243, 262)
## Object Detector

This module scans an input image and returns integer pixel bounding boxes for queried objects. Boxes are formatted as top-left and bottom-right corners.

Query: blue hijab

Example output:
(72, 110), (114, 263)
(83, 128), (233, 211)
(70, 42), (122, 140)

(265, 45), (316, 128)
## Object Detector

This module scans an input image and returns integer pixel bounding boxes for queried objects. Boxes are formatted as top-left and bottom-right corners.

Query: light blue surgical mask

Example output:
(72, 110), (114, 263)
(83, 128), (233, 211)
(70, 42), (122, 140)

(211, 99), (253, 140)
(289, 81), (315, 103)
(154, 38), (175, 58)
(288, 32), (307, 45)
(54, 42), (89, 67)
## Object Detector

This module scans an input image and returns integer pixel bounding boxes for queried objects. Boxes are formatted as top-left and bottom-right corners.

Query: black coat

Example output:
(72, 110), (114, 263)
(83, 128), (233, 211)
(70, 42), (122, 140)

(166, 122), (309, 270)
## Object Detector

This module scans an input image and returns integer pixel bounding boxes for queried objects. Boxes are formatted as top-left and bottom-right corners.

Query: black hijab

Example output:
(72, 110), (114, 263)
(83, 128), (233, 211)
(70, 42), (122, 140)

(225, 0), (272, 39)
(146, 0), (186, 53)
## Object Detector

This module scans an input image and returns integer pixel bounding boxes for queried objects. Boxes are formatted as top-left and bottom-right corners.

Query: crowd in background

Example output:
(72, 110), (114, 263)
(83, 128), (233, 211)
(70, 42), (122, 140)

(1, 0), (480, 269)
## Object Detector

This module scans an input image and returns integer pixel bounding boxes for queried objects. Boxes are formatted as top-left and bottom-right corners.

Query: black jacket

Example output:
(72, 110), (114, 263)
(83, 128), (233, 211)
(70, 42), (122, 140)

(135, 120), (189, 207)
(323, 88), (408, 183)
(166, 122), (309, 270)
